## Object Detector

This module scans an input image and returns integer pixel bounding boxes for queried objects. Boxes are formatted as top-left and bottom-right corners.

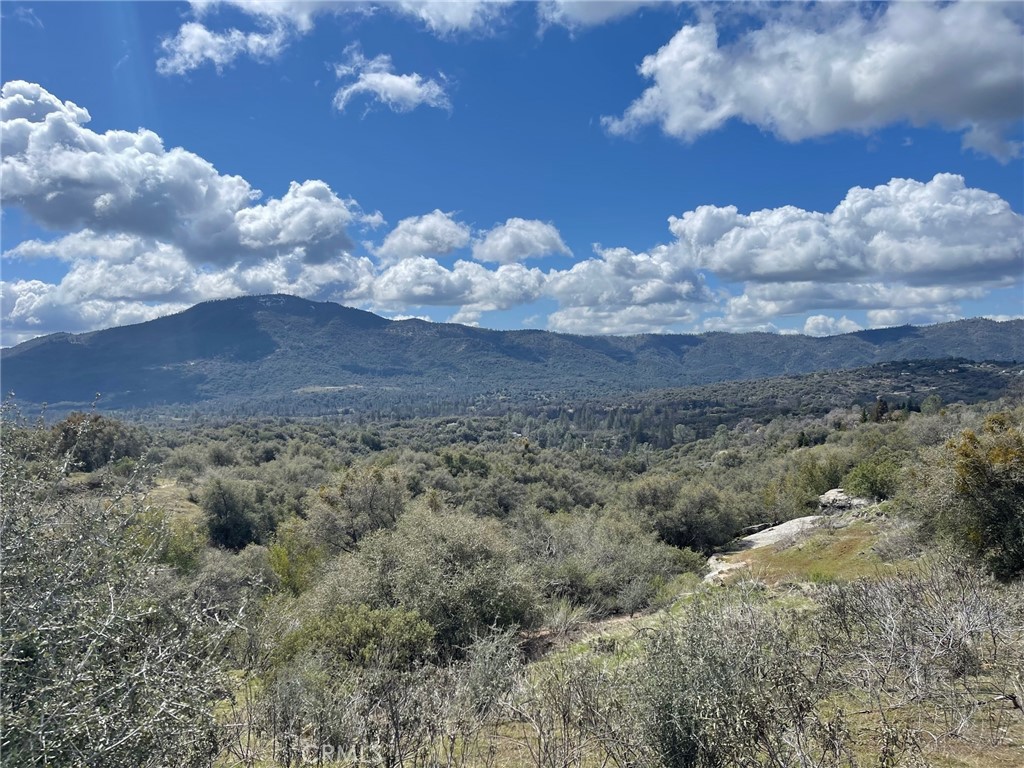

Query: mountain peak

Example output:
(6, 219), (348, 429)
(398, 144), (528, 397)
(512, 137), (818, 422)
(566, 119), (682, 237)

(2, 297), (1020, 412)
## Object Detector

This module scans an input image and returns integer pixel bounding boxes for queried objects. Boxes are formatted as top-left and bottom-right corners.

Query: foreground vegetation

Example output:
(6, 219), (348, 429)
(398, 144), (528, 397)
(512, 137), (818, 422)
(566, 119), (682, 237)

(2, 383), (1022, 766)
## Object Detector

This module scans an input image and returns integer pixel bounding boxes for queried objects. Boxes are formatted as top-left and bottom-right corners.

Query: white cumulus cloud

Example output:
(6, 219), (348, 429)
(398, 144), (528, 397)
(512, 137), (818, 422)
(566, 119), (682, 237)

(539, 1), (667, 29)
(1, 81), (372, 267)
(374, 210), (471, 264)
(394, 0), (512, 35)
(0, 81), (386, 343)
(707, 281), (986, 333)
(1, 276), (192, 346)
(546, 303), (703, 335)
(371, 257), (545, 319)
(803, 315), (863, 337)
(333, 46), (450, 115)
(235, 180), (358, 264)
(547, 243), (710, 309)
(604, 2), (1024, 160)
(373, 256), (473, 306)
(472, 218), (571, 264)
(156, 20), (291, 75)
(3, 80), (1021, 343)
(544, 243), (712, 333)
(667, 174), (1023, 286)
(189, 1), (325, 32)
(866, 307), (961, 328)
(157, 2), (339, 75)
(560, 173), (1021, 334)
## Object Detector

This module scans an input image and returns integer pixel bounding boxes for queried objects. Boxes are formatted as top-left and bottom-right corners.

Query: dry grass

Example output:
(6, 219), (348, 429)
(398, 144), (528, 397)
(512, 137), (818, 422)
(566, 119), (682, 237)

(927, 737), (1024, 767)
(146, 476), (201, 517)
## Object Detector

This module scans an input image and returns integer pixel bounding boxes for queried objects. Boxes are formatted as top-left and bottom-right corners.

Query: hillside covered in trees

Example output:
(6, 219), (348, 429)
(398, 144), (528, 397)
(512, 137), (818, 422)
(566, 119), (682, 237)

(3, 294), (1022, 413)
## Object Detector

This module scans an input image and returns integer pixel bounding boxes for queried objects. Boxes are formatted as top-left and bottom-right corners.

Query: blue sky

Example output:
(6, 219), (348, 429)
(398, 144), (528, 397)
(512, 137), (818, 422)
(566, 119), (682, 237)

(2, 1), (1022, 345)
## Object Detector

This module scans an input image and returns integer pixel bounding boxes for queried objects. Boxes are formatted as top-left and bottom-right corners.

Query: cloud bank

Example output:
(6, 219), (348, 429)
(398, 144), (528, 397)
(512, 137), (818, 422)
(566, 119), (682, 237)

(2, 81), (1021, 345)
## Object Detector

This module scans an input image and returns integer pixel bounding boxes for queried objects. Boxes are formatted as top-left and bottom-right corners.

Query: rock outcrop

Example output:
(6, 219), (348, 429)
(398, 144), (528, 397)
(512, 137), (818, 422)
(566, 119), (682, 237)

(818, 488), (873, 513)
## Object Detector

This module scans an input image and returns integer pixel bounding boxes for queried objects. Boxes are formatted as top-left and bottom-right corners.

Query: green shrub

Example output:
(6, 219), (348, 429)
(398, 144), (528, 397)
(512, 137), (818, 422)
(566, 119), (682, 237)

(638, 594), (836, 768)
(277, 604), (435, 670)
(200, 476), (262, 550)
(537, 511), (700, 615)
(268, 517), (328, 595)
(161, 512), (208, 574)
(655, 483), (738, 553)
(51, 412), (145, 472)
(351, 506), (539, 654)
(841, 450), (902, 500)
(912, 412), (1024, 580)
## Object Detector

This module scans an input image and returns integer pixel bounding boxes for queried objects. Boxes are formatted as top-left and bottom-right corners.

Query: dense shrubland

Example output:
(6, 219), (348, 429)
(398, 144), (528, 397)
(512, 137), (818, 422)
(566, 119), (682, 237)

(0, 409), (229, 766)
(2, 389), (1022, 766)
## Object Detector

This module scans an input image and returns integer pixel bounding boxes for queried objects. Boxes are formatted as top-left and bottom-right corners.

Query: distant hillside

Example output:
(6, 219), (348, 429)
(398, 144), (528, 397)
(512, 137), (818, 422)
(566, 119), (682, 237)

(575, 358), (1024, 444)
(2, 294), (1022, 413)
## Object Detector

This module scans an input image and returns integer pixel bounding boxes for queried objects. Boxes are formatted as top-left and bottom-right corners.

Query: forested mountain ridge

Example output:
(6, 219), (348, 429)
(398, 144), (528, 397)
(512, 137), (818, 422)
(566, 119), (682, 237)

(3, 293), (1021, 411)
